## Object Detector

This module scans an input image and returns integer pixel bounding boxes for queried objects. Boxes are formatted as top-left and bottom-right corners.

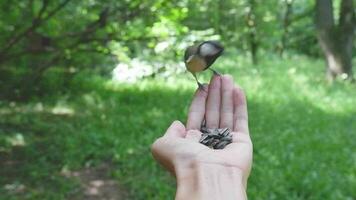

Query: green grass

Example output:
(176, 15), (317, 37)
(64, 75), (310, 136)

(1, 54), (355, 199)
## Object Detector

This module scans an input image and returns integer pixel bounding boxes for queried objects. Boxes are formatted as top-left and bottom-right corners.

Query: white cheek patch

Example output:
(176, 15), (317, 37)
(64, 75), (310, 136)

(200, 43), (219, 57)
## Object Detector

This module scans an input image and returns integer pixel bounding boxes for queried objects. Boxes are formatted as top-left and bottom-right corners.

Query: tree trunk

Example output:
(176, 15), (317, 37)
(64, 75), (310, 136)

(246, 0), (258, 65)
(278, 0), (294, 57)
(315, 0), (354, 81)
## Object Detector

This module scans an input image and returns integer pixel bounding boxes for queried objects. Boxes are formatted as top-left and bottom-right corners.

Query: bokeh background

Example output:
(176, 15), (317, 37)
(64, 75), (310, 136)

(0, 0), (355, 199)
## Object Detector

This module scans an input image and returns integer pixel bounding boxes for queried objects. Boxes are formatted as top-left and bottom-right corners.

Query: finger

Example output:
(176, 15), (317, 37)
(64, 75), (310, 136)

(164, 120), (186, 138)
(206, 75), (221, 128)
(187, 85), (209, 130)
(185, 129), (202, 142)
(219, 75), (234, 130)
(233, 86), (249, 134)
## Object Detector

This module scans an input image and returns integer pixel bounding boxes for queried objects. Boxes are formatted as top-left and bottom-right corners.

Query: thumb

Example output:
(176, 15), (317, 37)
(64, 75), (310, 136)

(164, 120), (186, 138)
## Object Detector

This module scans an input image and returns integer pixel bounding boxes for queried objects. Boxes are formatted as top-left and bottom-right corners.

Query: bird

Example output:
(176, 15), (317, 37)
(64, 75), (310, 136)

(184, 41), (224, 89)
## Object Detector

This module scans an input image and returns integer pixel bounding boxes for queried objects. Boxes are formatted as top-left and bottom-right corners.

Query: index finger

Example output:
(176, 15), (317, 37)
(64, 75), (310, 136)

(187, 85), (208, 130)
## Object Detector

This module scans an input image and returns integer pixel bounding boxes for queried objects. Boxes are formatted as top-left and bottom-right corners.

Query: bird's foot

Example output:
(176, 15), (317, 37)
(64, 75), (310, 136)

(197, 82), (207, 92)
(210, 68), (221, 76)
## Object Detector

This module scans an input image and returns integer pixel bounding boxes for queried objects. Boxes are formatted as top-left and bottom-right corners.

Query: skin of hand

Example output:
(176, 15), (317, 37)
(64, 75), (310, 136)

(151, 75), (252, 200)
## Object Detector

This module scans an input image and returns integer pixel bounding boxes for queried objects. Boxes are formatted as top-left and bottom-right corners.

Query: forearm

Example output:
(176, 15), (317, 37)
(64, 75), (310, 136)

(175, 162), (247, 200)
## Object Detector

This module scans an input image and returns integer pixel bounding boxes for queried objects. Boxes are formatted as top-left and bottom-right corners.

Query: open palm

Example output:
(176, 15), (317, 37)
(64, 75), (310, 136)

(186, 75), (252, 185)
(152, 74), (252, 187)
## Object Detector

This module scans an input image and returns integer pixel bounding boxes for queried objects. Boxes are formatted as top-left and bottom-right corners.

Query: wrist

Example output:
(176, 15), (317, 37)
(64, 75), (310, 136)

(175, 161), (247, 200)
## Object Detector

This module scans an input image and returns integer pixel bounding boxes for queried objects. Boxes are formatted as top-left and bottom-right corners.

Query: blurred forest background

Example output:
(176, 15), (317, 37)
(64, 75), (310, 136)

(0, 0), (355, 199)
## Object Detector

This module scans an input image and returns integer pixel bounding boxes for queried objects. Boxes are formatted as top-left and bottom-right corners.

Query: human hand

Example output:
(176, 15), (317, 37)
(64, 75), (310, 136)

(151, 75), (252, 200)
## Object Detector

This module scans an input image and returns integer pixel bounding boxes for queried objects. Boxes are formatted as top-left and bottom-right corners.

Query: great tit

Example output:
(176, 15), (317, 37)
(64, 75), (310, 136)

(184, 41), (224, 89)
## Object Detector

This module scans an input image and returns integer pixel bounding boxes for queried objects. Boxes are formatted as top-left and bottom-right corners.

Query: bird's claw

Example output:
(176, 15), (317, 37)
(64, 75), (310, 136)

(197, 82), (207, 92)
(210, 69), (221, 76)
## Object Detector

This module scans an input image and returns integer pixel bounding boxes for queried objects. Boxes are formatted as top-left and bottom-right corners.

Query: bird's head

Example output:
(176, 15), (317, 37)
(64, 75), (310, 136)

(184, 41), (224, 73)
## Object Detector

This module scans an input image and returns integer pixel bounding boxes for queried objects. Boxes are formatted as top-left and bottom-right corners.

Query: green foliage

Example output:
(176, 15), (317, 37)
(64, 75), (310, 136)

(0, 0), (322, 100)
(1, 55), (355, 199)
(0, 0), (187, 99)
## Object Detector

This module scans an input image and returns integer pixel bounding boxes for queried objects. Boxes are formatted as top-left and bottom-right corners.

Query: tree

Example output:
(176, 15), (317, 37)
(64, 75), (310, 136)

(315, 0), (355, 81)
(0, 0), (173, 100)
(278, 0), (294, 57)
(245, 0), (259, 64)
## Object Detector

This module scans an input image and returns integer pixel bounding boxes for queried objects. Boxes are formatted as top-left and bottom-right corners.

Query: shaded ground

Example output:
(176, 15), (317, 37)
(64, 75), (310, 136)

(1, 151), (128, 200)
(64, 163), (128, 200)
(0, 105), (130, 200)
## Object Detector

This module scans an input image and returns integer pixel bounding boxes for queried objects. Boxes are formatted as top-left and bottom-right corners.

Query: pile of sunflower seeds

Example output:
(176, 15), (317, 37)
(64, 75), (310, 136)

(199, 126), (233, 149)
